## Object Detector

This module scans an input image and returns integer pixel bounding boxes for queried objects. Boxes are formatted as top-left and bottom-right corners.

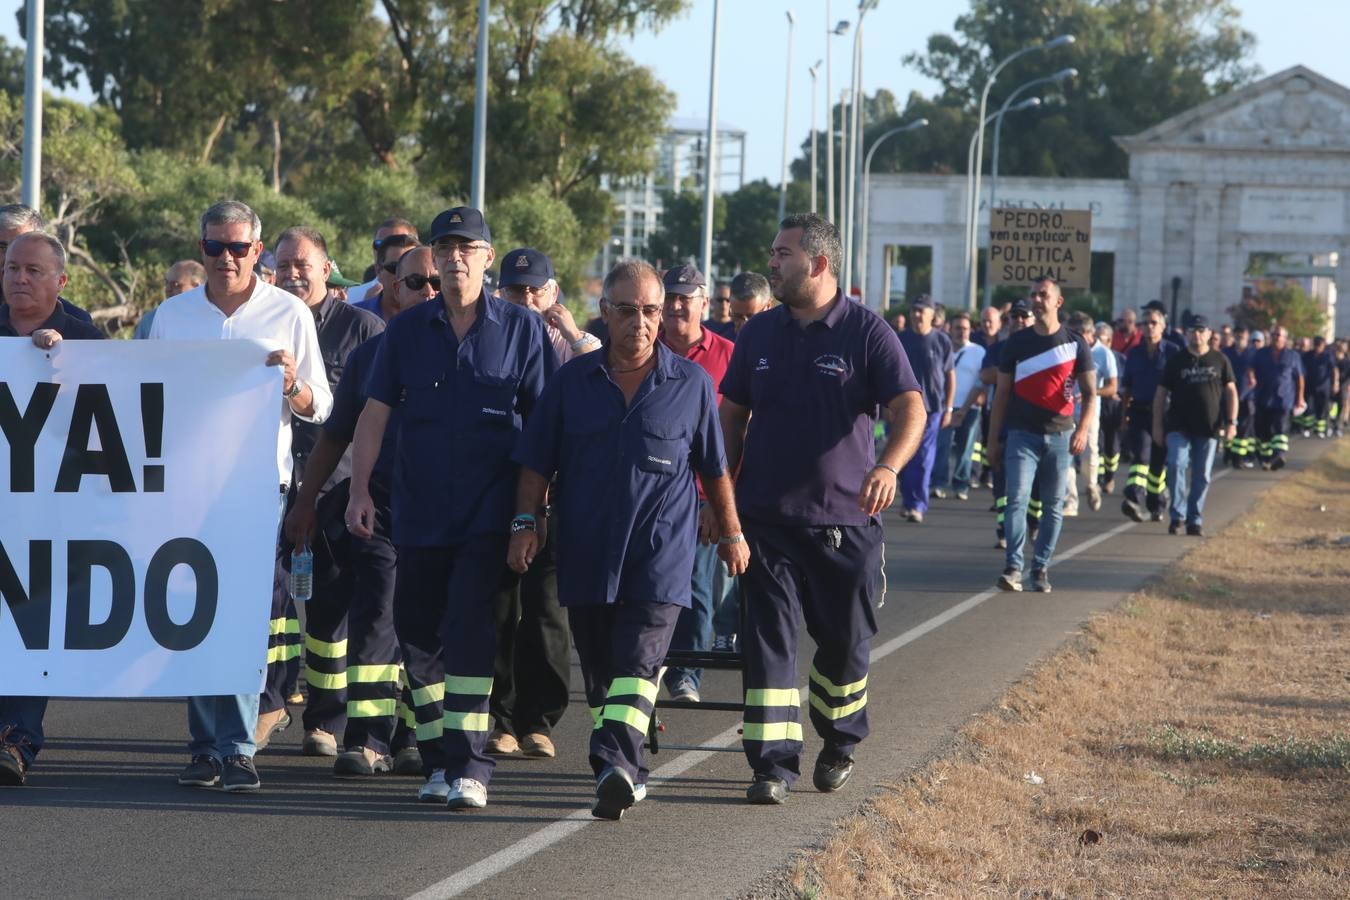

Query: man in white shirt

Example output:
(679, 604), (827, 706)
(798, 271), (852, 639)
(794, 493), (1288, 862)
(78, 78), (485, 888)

(932, 311), (987, 500)
(149, 199), (332, 793)
(1065, 311), (1117, 514)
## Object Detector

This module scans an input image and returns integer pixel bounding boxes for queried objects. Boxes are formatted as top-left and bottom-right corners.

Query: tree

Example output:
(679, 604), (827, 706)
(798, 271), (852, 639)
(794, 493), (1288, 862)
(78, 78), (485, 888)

(490, 183), (588, 301)
(645, 189), (723, 270)
(1229, 285), (1327, 338)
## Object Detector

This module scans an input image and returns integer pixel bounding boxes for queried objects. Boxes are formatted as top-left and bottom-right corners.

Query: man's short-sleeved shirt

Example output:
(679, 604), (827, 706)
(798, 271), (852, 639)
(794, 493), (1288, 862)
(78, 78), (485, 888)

(0, 301), (104, 340)
(997, 324), (1092, 434)
(897, 327), (953, 415)
(514, 343), (726, 609)
(366, 291), (555, 547)
(951, 341), (986, 407)
(1111, 329), (1141, 355)
(1090, 341), (1118, 386)
(1223, 345), (1255, 401)
(1162, 349), (1234, 437)
(148, 278), (333, 487)
(720, 292), (921, 527)
(661, 326), (734, 403)
(325, 335), (397, 487)
(1122, 341), (1178, 409)
(1251, 346), (1304, 411)
(1303, 348), (1336, 392)
(290, 295), (384, 494)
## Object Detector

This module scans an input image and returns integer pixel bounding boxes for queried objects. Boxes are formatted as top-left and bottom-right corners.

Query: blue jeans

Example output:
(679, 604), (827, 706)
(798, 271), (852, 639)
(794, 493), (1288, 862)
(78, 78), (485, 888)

(188, 693), (260, 760)
(664, 540), (719, 692)
(899, 411), (943, 513)
(932, 410), (981, 493)
(1166, 432), (1218, 526)
(0, 696), (48, 767)
(1003, 429), (1072, 573)
(711, 562), (739, 639)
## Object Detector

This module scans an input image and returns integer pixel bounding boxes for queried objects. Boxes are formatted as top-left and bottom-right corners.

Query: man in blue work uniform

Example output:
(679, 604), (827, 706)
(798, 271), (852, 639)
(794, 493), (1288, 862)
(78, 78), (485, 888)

(895, 295), (954, 523)
(1222, 326), (1256, 468)
(1301, 335), (1338, 439)
(1250, 326), (1305, 470)
(285, 246), (441, 778)
(345, 207), (556, 810)
(720, 213), (926, 805)
(1120, 305), (1178, 522)
(509, 259), (747, 820)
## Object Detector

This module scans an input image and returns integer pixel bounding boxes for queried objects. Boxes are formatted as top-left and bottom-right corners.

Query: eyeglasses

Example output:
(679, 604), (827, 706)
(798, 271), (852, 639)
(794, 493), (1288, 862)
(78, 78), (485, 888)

(401, 273), (441, 292)
(1143, 319), (1164, 327)
(500, 283), (550, 297)
(608, 303), (663, 321)
(432, 240), (489, 257)
(373, 234), (415, 252)
(201, 239), (254, 258)
(382, 262), (399, 274)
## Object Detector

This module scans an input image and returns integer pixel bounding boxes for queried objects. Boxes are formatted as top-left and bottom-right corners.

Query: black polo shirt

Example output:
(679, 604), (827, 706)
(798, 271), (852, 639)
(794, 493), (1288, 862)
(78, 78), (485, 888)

(0, 301), (104, 340)
(290, 294), (384, 494)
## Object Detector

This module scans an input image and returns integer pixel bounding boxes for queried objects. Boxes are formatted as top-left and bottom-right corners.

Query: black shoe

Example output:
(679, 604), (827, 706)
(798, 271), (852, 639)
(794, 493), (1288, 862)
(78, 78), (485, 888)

(1150, 510), (1164, 522)
(812, 752), (855, 793)
(1186, 524), (1204, 537)
(0, 745), (28, 786)
(1270, 457), (1286, 471)
(1168, 520), (1181, 535)
(997, 568), (1022, 592)
(177, 754), (222, 787)
(995, 537), (1007, 549)
(221, 755), (261, 793)
(746, 774), (789, 805)
(392, 746), (424, 776)
(1030, 569), (1051, 593)
(1121, 499), (1144, 522)
(333, 747), (392, 777)
(592, 766), (637, 820)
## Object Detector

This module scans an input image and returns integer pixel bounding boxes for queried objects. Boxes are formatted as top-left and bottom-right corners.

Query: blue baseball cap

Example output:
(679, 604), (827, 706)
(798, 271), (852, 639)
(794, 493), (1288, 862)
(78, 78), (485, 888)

(255, 249), (277, 275)
(910, 294), (934, 310)
(1010, 297), (1033, 316)
(428, 206), (491, 244)
(498, 248), (555, 288)
(1186, 314), (1210, 330)
(662, 264), (706, 296)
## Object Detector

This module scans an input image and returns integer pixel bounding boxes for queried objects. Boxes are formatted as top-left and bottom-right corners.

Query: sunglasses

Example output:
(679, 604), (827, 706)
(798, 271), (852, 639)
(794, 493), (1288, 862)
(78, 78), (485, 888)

(401, 273), (441, 292)
(373, 234), (416, 252)
(382, 262), (399, 274)
(201, 239), (254, 258)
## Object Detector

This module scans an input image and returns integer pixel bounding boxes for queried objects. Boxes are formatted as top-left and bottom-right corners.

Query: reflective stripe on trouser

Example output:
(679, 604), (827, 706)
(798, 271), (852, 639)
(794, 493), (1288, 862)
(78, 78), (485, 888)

(569, 601), (680, 785)
(261, 556), (301, 713)
(1309, 391), (1332, 436)
(994, 464), (1040, 540)
(1254, 408), (1292, 461)
(392, 537), (507, 782)
(1097, 398), (1123, 484)
(1122, 416), (1168, 514)
(300, 586), (349, 735)
(741, 522), (880, 785)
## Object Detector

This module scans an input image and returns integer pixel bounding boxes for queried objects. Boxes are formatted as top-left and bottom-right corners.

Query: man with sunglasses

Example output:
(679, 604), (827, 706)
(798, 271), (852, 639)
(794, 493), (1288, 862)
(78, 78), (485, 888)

(355, 235), (419, 322)
(1119, 304), (1178, 522)
(348, 218), (418, 306)
(346, 207), (555, 810)
(149, 200), (332, 793)
(263, 227), (385, 759)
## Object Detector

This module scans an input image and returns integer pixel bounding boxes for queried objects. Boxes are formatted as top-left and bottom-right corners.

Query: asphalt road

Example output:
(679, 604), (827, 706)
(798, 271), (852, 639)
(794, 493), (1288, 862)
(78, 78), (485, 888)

(1, 439), (1332, 900)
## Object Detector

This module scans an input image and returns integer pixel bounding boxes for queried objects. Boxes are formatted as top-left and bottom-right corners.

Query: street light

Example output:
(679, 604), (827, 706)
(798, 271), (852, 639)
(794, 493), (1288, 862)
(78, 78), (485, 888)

(699, 0), (723, 280)
(825, 3), (850, 231)
(963, 34), (1075, 310)
(842, 0), (879, 296)
(962, 97), (1042, 310)
(470, 0), (489, 210)
(981, 67), (1077, 308)
(778, 10), (796, 221)
(858, 118), (929, 308)
(808, 60), (823, 214)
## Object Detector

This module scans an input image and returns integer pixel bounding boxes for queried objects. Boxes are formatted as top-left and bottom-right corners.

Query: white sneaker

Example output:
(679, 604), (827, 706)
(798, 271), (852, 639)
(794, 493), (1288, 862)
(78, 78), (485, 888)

(633, 782), (648, 803)
(446, 777), (488, 810)
(1063, 503), (1079, 517)
(417, 769), (449, 803)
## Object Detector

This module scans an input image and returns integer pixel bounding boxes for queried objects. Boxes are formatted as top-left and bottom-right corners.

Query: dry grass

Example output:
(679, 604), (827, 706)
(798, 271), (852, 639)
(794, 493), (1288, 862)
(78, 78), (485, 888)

(790, 443), (1350, 899)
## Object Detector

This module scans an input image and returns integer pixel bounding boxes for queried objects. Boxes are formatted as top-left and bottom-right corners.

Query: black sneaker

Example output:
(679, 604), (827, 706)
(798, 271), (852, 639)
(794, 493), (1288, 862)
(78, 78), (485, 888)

(812, 752), (855, 793)
(1270, 457), (1286, 471)
(1030, 569), (1052, 593)
(1150, 510), (1165, 522)
(997, 568), (1022, 592)
(1121, 499), (1144, 522)
(0, 743), (28, 786)
(592, 766), (637, 820)
(1186, 524), (1204, 537)
(746, 773), (789, 805)
(392, 746), (424, 776)
(221, 755), (261, 793)
(177, 754), (222, 788)
(1168, 520), (1182, 535)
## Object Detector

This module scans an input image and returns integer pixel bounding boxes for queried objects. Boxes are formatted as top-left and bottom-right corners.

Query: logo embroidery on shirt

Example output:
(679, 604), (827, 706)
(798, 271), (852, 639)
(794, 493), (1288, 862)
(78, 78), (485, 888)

(647, 455), (673, 466)
(814, 354), (848, 376)
(482, 407), (508, 417)
(755, 357), (770, 372)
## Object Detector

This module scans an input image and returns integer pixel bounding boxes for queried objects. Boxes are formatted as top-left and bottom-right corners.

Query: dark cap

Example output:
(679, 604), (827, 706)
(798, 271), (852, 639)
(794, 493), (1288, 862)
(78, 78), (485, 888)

(910, 294), (934, 310)
(255, 250), (277, 274)
(1010, 297), (1033, 316)
(428, 206), (491, 244)
(1186, 313), (1210, 330)
(662, 264), (706, 296)
(498, 248), (555, 288)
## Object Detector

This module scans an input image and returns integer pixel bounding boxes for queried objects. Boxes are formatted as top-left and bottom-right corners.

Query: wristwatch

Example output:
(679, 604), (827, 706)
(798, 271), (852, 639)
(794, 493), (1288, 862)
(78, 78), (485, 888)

(285, 379), (304, 400)
(511, 514), (536, 534)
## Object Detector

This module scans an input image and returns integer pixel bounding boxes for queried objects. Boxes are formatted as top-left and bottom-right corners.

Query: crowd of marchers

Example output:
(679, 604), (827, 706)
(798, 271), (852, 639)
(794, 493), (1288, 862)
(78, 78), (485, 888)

(1, 200), (1344, 821)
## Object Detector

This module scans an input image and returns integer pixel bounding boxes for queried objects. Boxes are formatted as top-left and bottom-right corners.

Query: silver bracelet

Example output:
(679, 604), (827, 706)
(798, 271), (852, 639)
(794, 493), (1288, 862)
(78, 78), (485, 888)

(873, 463), (899, 477)
(570, 333), (599, 351)
(717, 533), (745, 545)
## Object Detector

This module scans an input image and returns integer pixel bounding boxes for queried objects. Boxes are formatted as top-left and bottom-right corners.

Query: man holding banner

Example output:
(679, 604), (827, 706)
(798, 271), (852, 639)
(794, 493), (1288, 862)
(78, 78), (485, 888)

(149, 200), (332, 792)
(0, 231), (103, 787)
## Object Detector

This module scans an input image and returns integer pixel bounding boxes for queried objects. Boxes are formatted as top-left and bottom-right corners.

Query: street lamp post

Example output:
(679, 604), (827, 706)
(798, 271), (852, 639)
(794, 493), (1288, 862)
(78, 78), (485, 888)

(859, 118), (928, 309)
(778, 10), (795, 221)
(825, 6), (850, 231)
(981, 67), (1077, 309)
(962, 98), (1042, 310)
(842, 0), (878, 296)
(699, 0), (723, 280)
(470, 0), (489, 210)
(962, 34), (1075, 310)
(21, 0), (45, 208)
(808, 60), (822, 214)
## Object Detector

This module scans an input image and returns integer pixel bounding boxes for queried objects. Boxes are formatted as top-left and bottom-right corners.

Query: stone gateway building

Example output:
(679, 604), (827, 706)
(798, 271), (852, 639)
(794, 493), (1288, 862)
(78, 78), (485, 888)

(865, 65), (1350, 336)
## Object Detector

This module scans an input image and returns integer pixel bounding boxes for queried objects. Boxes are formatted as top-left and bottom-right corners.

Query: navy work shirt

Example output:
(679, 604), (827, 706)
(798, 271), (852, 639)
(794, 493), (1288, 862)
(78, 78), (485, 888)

(1223, 345), (1255, 401)
(325, 335), (397, 488)
(1251, 346), (1304, 411)
(366, 290), (556, 547)
(1122, 340), (1178, 410)
(0, 301), (104, 340)
(720, 292), (921, 527)
(515, 343), (726, 609)
(1303, 347), (1336, 393)
(896, 326), (951, 415)
(292, 295), (384, 493)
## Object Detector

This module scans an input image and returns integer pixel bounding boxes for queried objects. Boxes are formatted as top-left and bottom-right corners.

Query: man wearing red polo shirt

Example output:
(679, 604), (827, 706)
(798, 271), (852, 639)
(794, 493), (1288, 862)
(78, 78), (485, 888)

(658, 264), (735, 702)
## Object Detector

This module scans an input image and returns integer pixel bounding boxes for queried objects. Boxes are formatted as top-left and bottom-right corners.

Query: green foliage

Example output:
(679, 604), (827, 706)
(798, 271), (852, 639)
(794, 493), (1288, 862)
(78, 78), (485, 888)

(489, 183), (587, 299)
(646, 189), (722, 269)
(1228, 284), (1328, 338)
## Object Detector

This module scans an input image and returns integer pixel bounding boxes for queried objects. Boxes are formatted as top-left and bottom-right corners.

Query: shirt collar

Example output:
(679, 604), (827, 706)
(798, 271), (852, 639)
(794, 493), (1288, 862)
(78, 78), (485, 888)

(0, 301), (67, 336)
(310, 292), (336, 327)
(782, 290), (848, 329)
(584, 340), (686, 383)
(431, 288), (498, 327)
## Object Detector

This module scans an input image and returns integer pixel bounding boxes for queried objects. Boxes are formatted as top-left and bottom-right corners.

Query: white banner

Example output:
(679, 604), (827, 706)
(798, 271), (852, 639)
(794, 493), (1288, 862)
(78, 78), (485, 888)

(1, 339), (283, 696)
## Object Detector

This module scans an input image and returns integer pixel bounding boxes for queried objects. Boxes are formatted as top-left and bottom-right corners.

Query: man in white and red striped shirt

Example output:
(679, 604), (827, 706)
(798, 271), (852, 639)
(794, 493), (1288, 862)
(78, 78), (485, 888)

(986, 276), (1096, 594)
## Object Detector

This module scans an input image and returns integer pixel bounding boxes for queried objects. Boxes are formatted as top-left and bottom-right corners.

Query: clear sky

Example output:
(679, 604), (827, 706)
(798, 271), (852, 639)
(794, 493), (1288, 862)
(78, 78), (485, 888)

(4, 0), (1349, 183)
